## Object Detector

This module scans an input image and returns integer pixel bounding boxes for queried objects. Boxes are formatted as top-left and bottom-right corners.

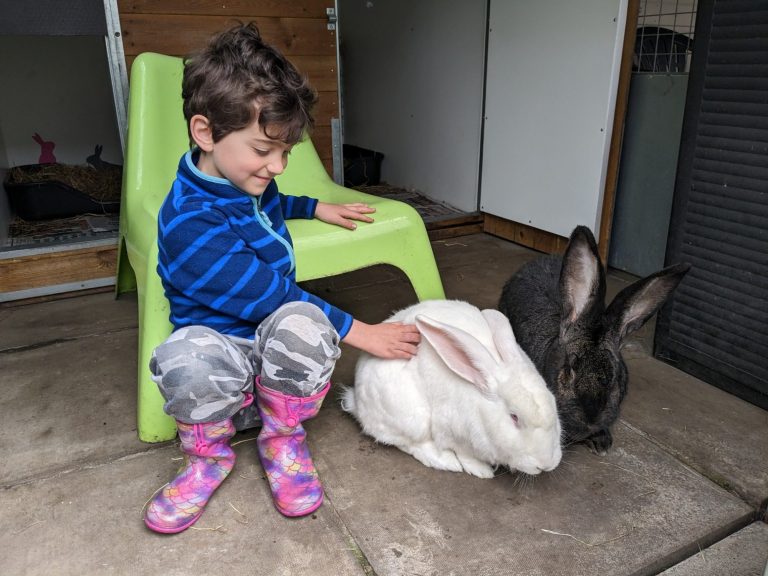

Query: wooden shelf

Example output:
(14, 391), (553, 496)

(0, 239), (117, 302)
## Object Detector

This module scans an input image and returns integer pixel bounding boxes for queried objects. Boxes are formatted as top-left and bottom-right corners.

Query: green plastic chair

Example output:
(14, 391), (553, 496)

(116, 53), (445, 442)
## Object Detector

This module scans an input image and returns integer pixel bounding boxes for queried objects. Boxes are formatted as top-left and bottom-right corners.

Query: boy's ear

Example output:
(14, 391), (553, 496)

(189, 115), (214, 151)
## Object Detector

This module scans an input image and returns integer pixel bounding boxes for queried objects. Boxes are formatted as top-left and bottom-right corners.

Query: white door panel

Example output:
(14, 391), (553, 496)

(481, 0), (627, 239)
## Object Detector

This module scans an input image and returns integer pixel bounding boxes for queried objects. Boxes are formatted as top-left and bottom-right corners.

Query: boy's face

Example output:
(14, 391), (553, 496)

(193, 114), (292, 197)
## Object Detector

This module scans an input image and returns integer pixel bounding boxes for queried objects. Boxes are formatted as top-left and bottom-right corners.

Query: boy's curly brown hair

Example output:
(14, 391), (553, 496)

(182, 22), (318, 146)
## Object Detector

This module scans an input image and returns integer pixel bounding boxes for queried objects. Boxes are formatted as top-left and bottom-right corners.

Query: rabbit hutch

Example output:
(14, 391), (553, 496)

(0, 0), (124, 301)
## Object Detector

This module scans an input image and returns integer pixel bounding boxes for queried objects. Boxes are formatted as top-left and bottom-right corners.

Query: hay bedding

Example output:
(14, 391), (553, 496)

(5, 163), (122, 246)
(353, 183), (465, 222)
(7, 163), (122, 204)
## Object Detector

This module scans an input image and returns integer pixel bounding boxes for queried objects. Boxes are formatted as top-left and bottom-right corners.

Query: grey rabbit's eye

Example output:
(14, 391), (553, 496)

(557, 367), (575, 387)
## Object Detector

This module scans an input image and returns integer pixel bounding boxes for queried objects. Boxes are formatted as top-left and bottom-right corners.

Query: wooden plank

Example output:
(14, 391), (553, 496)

(598, 0), (639, 263)
(427, 223), (484, 242)
(311, 127), (334, 175)
(483, 213), (568, 255)
(425, 213), (483, 230)
(313, 91), (338, 126)
(0, 245), (117, 293)
(124, 54), (337, 93)
(311, 127), (331, 155)
(320, 157), (334, 180)
(118, 0), (333, 18)
(120, 15), (335, 57)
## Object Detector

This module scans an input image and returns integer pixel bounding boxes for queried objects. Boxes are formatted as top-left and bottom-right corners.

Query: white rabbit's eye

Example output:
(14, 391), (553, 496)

(510, 413), (519, 425)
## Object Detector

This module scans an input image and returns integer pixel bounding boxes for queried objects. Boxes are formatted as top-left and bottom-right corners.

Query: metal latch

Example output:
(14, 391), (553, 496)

(327, 7), (337, 30)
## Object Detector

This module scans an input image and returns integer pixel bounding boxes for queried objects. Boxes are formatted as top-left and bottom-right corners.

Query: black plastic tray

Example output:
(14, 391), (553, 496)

(4, 164), (120, 220)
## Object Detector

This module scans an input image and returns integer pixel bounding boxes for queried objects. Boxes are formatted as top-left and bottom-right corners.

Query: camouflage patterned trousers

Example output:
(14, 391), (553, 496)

(150, 302), (341, 429)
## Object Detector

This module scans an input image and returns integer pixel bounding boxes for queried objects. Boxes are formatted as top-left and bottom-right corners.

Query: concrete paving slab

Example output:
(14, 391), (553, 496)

(0, 291), (137, 351)
(0, 440), (365, 576)
(2, 232), (766, 576)
(620, 348), (768, 508)
(313, 395), (753, 576)
(431, 235), (539, 309)
(659, 521), (768, 576)
(1, 330), (146, 486)
(304, 233), (762, 574)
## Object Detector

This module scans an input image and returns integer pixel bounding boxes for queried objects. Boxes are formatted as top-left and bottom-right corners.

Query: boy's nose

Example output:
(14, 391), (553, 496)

(268, 156), (286, 175)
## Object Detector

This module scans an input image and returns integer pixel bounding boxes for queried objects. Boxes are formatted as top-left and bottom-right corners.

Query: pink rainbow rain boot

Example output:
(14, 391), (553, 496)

(144, 394), (253, 533)
(256, 377), (329, 517)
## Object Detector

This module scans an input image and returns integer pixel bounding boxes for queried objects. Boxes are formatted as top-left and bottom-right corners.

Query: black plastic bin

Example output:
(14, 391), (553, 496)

(4, 164), (120, 220)
(343, 144), (384, 187)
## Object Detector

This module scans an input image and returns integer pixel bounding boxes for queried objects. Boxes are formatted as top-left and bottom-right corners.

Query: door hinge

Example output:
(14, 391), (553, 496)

(327, 7), (337, 30)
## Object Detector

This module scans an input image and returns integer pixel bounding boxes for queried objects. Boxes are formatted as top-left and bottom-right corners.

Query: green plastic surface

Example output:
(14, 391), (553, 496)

(116, 53), (444, 442)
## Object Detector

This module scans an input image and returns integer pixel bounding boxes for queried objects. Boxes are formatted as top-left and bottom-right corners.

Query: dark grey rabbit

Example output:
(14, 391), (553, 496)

(498, 225), (690, 454)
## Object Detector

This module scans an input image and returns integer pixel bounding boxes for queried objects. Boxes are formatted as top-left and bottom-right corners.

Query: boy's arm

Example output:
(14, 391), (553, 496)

(278, 192), (317, 219)
(343, 319), (420, 359)
(276, 184), (375, 230)
(160, 207), (354, 338)
(314, 202), (375, 230)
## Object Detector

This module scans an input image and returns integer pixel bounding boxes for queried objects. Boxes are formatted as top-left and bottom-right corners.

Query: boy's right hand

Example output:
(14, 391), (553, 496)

(343, 319), (420, 359)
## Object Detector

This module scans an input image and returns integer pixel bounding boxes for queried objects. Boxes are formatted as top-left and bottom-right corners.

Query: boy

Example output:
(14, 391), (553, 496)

(144, 22), (420, 534)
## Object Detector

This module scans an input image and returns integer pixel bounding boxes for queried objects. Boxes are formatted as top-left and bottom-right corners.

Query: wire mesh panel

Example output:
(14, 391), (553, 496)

(634, 0), (697, 72)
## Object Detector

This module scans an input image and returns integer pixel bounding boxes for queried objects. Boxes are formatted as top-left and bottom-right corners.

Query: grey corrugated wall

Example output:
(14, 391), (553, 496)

(655, 0), (768, 409)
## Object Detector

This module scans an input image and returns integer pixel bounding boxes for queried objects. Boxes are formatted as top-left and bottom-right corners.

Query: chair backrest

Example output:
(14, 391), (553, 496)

(121, 53), (187, 241)
(122, 52), (335, 234)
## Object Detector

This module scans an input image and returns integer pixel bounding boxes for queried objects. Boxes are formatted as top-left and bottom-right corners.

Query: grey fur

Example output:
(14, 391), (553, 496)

(498, 226), (690, 453)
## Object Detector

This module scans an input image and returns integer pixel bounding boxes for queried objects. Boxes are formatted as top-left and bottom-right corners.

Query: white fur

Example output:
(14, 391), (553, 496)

(341, 300), (562, 478)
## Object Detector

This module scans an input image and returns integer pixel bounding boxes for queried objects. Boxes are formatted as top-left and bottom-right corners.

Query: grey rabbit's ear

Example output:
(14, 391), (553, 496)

(605, 263), (691, 342)
(559, 226), (605, 337)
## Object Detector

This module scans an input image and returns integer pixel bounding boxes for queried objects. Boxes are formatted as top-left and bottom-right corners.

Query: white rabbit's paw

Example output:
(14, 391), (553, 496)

(409, 442), (463, 472)
(456, 454), (495, 478)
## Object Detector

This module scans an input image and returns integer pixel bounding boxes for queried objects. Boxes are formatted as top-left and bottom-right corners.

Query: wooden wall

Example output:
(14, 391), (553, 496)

(116, 0), (338, 175)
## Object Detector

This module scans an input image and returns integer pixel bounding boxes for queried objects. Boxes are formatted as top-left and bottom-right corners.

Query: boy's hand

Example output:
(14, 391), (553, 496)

(315, 201), (375, 230)
(343, 319), (421, 359)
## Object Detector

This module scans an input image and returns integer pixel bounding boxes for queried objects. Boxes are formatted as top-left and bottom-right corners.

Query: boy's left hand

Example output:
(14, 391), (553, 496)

(315, 201), (375, 230)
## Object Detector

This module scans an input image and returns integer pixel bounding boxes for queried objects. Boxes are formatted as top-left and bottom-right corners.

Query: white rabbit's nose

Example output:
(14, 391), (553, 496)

(517, 462), (544, 475)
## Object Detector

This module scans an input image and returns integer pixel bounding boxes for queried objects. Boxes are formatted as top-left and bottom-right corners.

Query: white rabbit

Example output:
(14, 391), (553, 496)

(342, 300), (562, 478)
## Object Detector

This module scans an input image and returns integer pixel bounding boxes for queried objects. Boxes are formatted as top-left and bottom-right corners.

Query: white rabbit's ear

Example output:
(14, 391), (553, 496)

(480, 309), (520, 364)
(415, 314), (498, 395)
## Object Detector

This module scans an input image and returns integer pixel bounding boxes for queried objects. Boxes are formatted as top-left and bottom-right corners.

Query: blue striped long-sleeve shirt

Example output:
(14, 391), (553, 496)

(157, 150), (354, 339)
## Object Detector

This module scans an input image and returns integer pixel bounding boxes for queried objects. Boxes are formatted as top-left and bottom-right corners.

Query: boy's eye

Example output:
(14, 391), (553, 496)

(254, 148), (270, 156)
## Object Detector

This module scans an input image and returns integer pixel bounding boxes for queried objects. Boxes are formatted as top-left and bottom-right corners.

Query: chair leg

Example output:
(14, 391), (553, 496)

(399, 256), (445, 301)
(392, 227), (446, 301)
(137, 269), (177, 443)
(115, 236), (137, 296)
